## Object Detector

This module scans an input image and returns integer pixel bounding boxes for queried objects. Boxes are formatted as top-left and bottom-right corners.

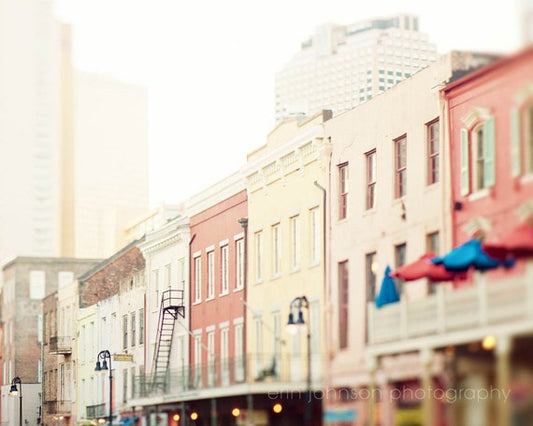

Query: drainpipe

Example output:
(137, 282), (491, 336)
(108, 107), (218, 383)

(188, 234), (196, 351)
(237, 217), (252, 423)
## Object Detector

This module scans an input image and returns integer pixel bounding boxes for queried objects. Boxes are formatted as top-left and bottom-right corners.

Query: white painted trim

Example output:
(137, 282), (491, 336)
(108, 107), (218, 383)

(288, 209), (300, 218)
(233, 317), (244, 325)
(219, 239), (229, 247)
(205, 245), (215, 253)
(205, 325), (215, 333)
(270, 218), (281, 225)
(233, 232), (244, 240)
(193, 329), (202, 336)
(193, 250), (202, 258)
(270, 305), (281, 313)
(219, 321), (229, 329)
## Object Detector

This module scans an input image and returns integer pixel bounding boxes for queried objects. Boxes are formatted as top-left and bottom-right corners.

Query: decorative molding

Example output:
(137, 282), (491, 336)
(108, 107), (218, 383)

(462, 216), (492, 238)
(514, 83), (533, 105)
(461, 107), (491, 129)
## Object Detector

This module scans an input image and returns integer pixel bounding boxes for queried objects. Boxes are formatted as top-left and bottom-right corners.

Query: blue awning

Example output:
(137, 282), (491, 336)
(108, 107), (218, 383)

(119, 416), (139, 426)
(323, 410), (357, 421)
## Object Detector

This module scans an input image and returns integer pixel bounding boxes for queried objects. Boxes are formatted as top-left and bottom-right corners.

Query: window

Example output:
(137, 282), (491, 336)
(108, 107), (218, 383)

(58, 271), (74, 289)
(194, 257), (201, 302)
(427, 119), (439, 184)
(207, 330), (215, 386)
(221, 245), (229, 294)
(338, 163), (349, 219)
(426, 231), (440, 255)
(460, 117), (495, 195)
(511, 103), (533, 177)
(366, 150), (377, 209)
(365, 252), (377, 302)
(131, 311), (136, 347)
(139, 308), (144, 345)
(123, 369), (128, 403)
(207, 251), (215, 299)
(165, 263), (171, 288)
(309, 208), (320, 264)
(178, 258), (186, 289)
(254, 231), (263, 282)
(29, 270), (45, 299)
(394, 243), (407, 294)
(289, 215), (300, 270)
(234, 323), (244, 381)
(338, 261), (349, 349)
(272, 224), (281, 276)
(255, 316), (263, 375)
(394, 135), (407, 198)
(123, 315), (128, 350)
(152, 270), (159, 309)
(236, 239), (244, 290)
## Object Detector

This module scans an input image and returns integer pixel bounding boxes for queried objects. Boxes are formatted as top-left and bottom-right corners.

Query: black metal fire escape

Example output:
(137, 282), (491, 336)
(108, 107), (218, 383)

(151, 289), (185, 391)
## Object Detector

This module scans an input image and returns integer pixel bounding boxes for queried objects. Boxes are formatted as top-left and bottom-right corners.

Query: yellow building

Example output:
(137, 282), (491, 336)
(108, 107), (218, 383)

(242, 110), (332, 423)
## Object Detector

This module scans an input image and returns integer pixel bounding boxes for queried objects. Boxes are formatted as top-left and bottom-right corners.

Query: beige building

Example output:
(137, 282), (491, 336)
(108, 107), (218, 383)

(242, 110), (331, 421)
(323, 52), (497, 425)
(73, 71), (149, 258)
(274, 13), (437, 122)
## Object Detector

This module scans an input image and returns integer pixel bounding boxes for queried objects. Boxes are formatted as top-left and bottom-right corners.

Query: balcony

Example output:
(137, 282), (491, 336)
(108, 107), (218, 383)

(49, 336), (72, 355)
(43, 400), (72, 415)
(367, 264), (533, 354)
(86, 403), (106, 419)
(132, 352), (322, 400)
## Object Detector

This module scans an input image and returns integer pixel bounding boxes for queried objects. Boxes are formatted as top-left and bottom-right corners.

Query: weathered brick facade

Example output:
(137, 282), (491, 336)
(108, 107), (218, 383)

(79, 240), (145, 308)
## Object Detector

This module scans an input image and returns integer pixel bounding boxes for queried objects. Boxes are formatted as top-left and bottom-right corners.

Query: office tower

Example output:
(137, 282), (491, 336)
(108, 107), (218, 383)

(274, 13), (438, 122)
(0, 0), (62, 264)
(73, 71), (149, 258)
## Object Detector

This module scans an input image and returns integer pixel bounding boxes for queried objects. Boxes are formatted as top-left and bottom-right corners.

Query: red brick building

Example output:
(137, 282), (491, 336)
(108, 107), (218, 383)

(188, 180), (248, 423)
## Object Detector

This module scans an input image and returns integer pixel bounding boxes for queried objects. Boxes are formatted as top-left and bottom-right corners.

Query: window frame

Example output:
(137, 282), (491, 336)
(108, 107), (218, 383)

(221, 245), (229, 294)
(338, 163), (349, 219)
(207, 250), (215, 299)
(194, 256), (202, 303)
(271, 223), (281, 277)
(338, 260), (349, 349)
(365, 150), (377, 210)
(394, 135), (407, 198)
(426, 118), (440, 185)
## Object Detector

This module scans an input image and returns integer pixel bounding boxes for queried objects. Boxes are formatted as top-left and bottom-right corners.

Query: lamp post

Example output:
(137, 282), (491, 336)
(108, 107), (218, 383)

(9, 376), (22, 426)
(95, 350), (113, 425)
(286, 296), (311, 426)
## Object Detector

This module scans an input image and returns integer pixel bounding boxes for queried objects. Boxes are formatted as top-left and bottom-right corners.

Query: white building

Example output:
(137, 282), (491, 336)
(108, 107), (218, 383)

(134, 214), (190, 403)
(274, 13), (438, 122)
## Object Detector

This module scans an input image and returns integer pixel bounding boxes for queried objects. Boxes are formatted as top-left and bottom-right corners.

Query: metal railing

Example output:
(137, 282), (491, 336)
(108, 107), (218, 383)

(86, 403), (106, 419)
(49, 336), (72, 354)
(43, 400), (72, 414)
(133, 352), (322, 399)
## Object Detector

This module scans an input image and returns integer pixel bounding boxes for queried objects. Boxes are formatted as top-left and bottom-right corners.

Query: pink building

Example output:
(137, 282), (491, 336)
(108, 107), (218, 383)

(188, 179), (248, 423)
(442, 46), (533, 426)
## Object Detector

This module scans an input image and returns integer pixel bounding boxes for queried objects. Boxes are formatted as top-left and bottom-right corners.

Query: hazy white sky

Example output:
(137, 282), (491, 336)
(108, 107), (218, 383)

(54, 0), (523, 206)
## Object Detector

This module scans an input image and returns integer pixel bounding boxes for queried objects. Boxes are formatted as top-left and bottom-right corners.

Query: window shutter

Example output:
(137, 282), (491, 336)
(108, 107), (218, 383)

(511, 108), (521, 177)
(460, 128), (470, 195)
(483, 117), (496, 187)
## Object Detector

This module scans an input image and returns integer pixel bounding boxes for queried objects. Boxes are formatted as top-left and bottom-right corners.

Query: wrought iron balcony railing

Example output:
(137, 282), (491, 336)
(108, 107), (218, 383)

(49, 336), (72, 355)
(43, 400), (72, 415)
(86, 403), (106, 419)
(133, 352), (322, 399)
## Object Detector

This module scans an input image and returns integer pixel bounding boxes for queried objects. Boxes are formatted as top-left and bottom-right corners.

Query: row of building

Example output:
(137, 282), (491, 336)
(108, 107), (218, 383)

(2, 45), (533, 426)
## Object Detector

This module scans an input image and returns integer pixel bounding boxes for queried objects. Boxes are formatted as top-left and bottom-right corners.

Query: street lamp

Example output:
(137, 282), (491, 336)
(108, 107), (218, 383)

(286, 296), (311, 426)
(9, 376), (22, 426)
(95, 350), (113, 425)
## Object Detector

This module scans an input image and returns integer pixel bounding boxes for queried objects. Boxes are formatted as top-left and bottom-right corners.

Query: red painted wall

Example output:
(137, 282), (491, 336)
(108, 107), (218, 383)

(189, 190), (248, 368)
(445, 48), (533, 249)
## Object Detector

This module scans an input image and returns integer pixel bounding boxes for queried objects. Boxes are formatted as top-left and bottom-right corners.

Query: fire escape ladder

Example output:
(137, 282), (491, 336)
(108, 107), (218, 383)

(151, 289), (185, 391)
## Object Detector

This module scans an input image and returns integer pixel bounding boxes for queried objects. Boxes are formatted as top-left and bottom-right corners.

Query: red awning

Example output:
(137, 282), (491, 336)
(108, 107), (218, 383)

(390, 253), (464, 282)
(483, 222), (533, 259)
